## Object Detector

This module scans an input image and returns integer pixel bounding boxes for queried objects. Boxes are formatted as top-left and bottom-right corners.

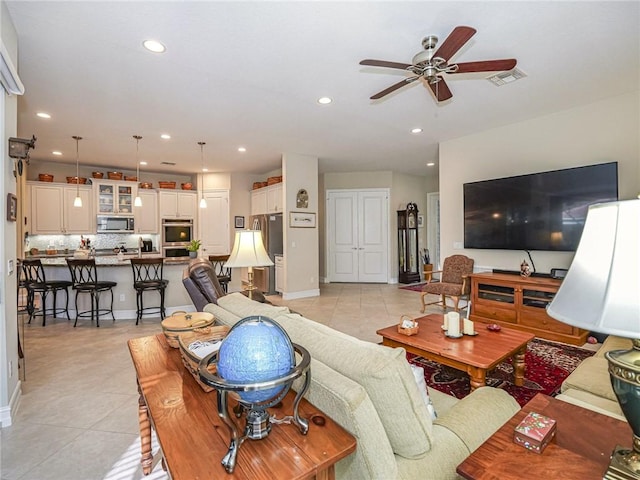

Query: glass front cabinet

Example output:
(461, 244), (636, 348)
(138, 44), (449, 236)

(398, 203), (420, 284)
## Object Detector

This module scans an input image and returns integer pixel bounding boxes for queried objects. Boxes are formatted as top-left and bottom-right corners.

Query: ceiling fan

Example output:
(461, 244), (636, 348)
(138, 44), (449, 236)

(360, 26), (517, 102)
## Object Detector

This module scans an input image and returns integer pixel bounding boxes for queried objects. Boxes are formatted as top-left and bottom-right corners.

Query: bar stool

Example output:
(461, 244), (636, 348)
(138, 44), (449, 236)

(21, 259), (72, 326)
(66, 258), (117, 327)
(130, 258), (168, 324)
(208, 255), (231, 293)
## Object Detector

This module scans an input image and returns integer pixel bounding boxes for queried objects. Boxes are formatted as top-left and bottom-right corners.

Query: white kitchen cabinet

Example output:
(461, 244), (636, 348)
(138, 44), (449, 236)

(159, 190), (197, 219)
(94, 180), (138, 215)
(251, 183), (283, 215)
(275, 255), (285, 293)
(134, 189), (158, 234)
(199, 190), (230, 256)
(251, 188), (268, 216)
(29, 182), (93, 234)
(267, 183), (283, 213)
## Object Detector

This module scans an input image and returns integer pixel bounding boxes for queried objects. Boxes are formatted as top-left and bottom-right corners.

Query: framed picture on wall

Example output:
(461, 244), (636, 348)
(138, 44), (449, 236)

(234, 216), (245, 229)
(418, 215), (424, 228)
(290, 212), (316, 228)
(6, 193), (17, 222)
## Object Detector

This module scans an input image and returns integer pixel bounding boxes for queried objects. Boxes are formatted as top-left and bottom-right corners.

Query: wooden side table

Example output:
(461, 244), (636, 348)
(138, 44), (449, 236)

(128, 334), (356, 479)
(456, 393), (631, 480)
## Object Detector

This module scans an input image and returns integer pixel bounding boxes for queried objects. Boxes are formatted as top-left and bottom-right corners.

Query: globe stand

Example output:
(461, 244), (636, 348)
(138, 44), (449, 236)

(199, 342), (311, 474)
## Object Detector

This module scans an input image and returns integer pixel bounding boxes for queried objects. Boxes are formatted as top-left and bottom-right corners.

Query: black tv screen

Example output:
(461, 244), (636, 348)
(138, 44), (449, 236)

(463, 162), (618, 251)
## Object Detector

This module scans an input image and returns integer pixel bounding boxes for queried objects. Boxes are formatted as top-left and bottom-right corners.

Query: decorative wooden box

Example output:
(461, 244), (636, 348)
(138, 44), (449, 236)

(513, 411), (557, 454)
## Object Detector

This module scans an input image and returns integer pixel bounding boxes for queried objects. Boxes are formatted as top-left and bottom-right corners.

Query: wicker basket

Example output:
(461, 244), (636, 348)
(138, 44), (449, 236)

(253, 181), (268, 190)
(66, 176), (88, 184)
(139, 182), (153, 189)
(181, 182), (193, 190)
(158, 181), (176, 189)
(107, 171), (123, 180)
(397, 314), (419, 336)
(38, 173), (54, 182)
(178, 325), (230, 392)
(267, 175), (283, 185)
(92, 172), (104, 179)
(161, 311), (215, 348)
(124, 176), (138, 182)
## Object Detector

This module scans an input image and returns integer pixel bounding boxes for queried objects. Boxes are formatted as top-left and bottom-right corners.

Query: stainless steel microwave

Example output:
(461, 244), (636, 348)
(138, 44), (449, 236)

(97, 215), (135, 233)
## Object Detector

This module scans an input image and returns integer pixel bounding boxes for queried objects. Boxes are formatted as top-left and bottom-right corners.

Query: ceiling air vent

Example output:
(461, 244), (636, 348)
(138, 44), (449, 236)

(487, 68), (526, 86)
(161, 161), (176, 166)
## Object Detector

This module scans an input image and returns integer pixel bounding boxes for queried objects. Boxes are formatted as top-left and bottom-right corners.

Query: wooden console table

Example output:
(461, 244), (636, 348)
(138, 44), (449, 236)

(469, 272), (588, 345)
(457, 393), (632, 479)
(128, 334), (356, 479)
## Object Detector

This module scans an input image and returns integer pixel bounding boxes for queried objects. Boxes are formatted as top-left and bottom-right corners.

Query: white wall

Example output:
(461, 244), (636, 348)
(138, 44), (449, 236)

(439, 91), (640, 274)
(282, 153), (318, 298)
(1, 0), (21, 426)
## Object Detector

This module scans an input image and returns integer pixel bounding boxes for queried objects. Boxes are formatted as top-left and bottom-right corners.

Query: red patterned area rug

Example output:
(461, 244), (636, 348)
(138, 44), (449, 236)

(407, 338), (594, 406)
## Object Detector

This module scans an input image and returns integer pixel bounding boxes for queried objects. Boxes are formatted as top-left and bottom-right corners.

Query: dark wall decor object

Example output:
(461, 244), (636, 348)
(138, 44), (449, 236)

(398, 203), (420, 284)
(8, 135), (36, 177)
(7, 193), (17, 222)
(296, 189), (309, 208)
(234, 216), (244, 229)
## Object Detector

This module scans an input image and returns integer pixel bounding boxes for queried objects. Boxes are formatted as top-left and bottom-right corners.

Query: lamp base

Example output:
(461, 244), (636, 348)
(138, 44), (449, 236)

(605, 445), (640, 480)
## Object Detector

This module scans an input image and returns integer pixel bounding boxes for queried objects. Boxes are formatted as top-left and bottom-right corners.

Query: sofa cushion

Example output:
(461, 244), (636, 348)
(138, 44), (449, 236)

(274, 312), (434, 459)
(217, 292), (291, 319)
(557, 389), (624, 420)
(561, 356), (617, 402)
(594, 336), (632, 359)
(203, 302), (242, 327)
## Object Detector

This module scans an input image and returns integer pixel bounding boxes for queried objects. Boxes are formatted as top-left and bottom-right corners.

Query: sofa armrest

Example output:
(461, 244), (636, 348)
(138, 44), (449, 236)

(434, 387), (519, 453)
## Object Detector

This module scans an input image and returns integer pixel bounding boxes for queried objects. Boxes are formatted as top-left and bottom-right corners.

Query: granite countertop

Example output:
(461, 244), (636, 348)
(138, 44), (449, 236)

(36, 254), (190, 266)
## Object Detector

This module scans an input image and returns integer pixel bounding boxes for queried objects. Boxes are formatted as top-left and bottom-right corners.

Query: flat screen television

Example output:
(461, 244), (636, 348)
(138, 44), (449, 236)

(463, 162), (618, 251)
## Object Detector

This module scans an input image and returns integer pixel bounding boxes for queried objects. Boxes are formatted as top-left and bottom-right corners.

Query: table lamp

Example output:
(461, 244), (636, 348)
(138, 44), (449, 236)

(547, 199), (640, 480)
(224, 230), (274, 300)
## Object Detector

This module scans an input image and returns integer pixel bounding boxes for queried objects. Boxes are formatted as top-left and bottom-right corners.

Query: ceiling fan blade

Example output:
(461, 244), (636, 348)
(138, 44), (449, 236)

(360, 59), (413, 70)
(453, 59), (517, 73)
(433, 26), (476, 62)
(428, 77), (453, 102)
(370, 77), (419, 99)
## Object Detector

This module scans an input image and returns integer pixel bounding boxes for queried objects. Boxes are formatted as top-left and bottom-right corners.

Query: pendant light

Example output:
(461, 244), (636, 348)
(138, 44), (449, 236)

(133, 135), (143, 207)
(198, 141), (207, 208)
(72, 136), (83, 207)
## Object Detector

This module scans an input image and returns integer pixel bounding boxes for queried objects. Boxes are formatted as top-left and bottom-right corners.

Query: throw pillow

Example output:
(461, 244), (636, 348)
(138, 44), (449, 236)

(409, 364), (437, 420)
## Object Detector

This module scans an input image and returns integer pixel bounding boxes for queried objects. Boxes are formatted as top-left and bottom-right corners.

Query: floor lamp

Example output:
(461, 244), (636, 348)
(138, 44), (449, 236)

(224, 230), (273, 300)
(547, 199), (640, 480)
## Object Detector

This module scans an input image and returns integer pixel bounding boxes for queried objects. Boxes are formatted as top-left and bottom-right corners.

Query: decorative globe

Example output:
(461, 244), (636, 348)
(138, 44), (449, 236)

(217, 316), (295, 403)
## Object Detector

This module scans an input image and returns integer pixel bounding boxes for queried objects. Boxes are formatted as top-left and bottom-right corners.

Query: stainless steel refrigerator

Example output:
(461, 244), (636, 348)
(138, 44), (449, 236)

(249, 213), (283, 294)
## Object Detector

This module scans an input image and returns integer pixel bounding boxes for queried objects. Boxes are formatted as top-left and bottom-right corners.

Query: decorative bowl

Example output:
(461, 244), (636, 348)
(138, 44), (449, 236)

(66, 176), (87, 184)
(181, 182), (193, 190)
(107, 171), (123, 180)
(91, 172), (104, 179)
(139, 182), (153, 189)
(486, 323), (502, 332)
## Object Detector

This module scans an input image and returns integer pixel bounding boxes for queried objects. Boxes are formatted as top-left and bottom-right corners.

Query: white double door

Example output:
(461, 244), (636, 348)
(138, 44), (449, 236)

(327, 189), (389, 283)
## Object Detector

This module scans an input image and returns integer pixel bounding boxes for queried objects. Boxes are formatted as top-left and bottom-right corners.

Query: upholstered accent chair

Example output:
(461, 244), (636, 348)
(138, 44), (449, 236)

(420, 254), (474, 313)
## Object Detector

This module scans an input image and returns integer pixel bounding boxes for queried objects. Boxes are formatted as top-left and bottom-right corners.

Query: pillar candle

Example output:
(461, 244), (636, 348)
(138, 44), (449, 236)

(443, 314), (449, 330)
(447, 312), (460, 336)
(463, 318), (474, 335)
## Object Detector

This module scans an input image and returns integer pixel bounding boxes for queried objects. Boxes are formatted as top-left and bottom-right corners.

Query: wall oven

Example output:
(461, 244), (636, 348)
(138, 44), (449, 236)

(162, 218), (193, 258)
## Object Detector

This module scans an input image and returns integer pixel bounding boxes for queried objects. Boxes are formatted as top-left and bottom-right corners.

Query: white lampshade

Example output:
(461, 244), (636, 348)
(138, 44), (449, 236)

(134, 196), (142, 207)
(73, 196), (82, 207)
(225, 230), (274, 268)
(547, 199), (640, 338)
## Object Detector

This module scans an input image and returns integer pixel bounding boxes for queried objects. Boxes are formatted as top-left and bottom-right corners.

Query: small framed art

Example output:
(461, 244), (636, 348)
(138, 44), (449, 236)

(290, 212), (316, 228)
(234, 216), (245, 229)
(7, 193), (17, 222)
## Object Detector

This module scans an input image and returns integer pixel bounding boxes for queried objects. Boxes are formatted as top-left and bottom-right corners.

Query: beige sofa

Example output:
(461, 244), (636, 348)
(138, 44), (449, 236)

(204, 293), (520, 480)
(556, 335), (630, 421)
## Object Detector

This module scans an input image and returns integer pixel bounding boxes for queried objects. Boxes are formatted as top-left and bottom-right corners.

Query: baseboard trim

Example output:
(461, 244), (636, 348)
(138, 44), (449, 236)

(1, 380), (22, 428)
(65, 305), (196, 322)
(282, 289), (320, 300)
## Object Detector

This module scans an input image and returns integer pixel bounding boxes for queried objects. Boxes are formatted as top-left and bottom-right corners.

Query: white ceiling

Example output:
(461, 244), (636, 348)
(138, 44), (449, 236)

(6, 1), (640, 178)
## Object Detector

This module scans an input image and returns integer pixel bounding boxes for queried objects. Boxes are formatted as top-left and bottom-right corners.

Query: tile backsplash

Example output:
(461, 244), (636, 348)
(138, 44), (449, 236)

(26, 233), (159, 253)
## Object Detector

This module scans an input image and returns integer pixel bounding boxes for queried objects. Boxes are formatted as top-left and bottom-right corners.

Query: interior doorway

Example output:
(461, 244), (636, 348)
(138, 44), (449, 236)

(427, 192), (440, 270)
(326, 189), (389, 283)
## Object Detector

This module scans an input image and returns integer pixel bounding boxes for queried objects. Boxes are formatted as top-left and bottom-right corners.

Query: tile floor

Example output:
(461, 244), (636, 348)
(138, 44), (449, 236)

(1, 283), (439, 480)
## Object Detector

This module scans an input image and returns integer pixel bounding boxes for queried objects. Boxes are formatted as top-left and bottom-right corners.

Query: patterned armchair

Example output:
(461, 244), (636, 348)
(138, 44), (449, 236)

(420, 254), (474, 313)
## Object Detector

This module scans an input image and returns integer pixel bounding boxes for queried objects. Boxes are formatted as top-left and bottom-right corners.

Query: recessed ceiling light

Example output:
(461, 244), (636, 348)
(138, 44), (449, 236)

(426, 162), (435, 167)
(52, 151), (62, 156)
(160, 134), (171, 139)
(140, 161), (148, 166)
(37, 112), (51, 119)
(143, 40), (166, 53)
(317, 97), (332, 105)
(202, 168), (209, 172)
(411, 128), (423, 134)
(238, 147), (246, 153)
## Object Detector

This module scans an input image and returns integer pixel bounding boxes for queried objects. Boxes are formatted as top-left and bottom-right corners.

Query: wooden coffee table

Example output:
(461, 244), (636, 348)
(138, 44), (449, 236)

(128, 334), (356, 479)
(457, 393), (632, 479)
(377, 314), (534, 391)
